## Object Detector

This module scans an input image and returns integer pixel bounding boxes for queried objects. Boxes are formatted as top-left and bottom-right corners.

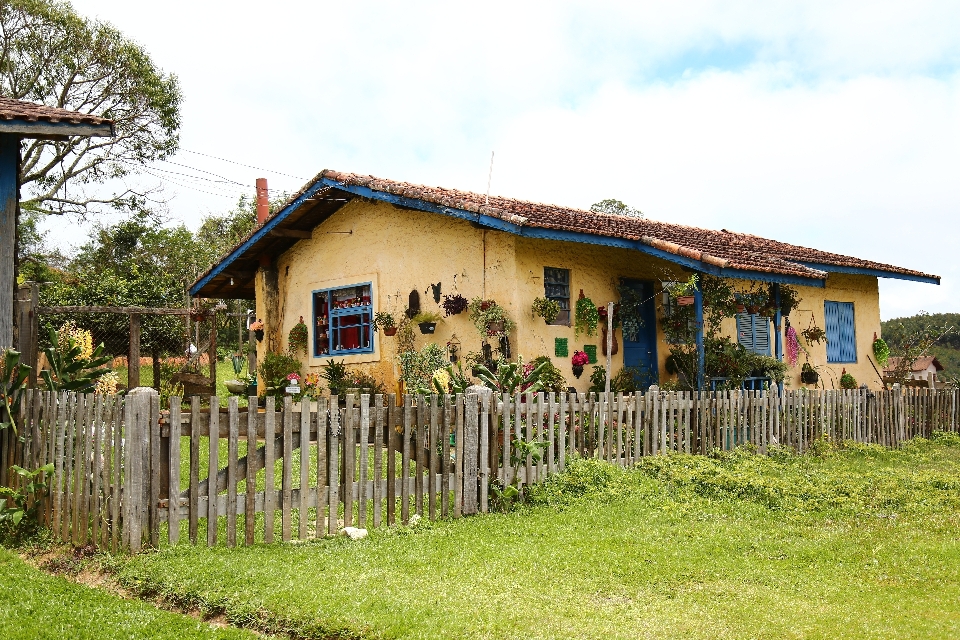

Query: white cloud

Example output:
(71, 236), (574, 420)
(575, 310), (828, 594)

(51, 0), (960, 318)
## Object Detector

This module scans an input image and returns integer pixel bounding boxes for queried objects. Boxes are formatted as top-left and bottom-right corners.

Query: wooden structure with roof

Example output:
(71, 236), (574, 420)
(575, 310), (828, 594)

(0, 97), (114, 346)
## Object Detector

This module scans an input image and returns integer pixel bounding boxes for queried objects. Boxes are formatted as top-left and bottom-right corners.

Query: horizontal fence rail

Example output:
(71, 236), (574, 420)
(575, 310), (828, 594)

(2, 385), (957, 551)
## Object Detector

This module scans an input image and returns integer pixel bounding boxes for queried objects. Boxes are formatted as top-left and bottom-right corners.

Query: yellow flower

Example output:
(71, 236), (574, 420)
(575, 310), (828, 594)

(95, 370), (120, 395)
(432, 368), (450, 392)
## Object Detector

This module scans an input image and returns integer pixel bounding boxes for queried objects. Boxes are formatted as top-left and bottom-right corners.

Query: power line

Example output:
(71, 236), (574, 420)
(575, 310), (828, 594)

(157, 160), (249, 187)
(142, 169), (253, 200)
(179, 148), (308, 181)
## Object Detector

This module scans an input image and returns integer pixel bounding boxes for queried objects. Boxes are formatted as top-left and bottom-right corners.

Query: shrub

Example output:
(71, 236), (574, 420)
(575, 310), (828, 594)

(258, 352), (301, 398)
(531, 356), (566, 394)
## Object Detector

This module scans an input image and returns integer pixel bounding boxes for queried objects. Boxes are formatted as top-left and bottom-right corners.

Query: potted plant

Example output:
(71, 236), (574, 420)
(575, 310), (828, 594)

(413, 310), (443, 334)
(777, 285), (802, 316)
(531, 296), (561, 324)
(839, 369), (857, 389)
(574, 290), (599, 338)
(288, 316), (309, 356)
(250, 319), (264, 342)
(872, 333), (890, 367)
(801, 362), (819, 385)
(468, 298), (516, 337)
(801, 322), (827, 345)
(571, 350), (589, 378)
(373, 311), (398, 336)
(441, 293), (469, 317)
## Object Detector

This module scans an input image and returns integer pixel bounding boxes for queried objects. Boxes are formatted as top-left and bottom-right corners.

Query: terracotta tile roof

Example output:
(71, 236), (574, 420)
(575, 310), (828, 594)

(313, 170), (939, 282)
(883, 356), (944, 374)
(191, 168), (940, 297)
(0, 97), (113, 127)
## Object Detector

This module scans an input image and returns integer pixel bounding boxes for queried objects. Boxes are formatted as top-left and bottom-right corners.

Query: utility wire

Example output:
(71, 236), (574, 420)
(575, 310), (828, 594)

(180, 148), (308, 181)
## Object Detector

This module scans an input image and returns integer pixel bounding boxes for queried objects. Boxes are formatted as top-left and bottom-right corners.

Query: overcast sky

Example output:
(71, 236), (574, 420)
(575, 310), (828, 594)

(63, 1), (960, 320)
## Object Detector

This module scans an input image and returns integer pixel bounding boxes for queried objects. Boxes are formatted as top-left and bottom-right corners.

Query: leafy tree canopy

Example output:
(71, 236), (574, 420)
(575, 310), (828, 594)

(590, 199), (643, 219)
(1, 0), (181, 217)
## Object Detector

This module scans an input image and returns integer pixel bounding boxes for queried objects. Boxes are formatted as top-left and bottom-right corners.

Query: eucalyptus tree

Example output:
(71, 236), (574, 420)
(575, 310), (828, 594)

(0, 0), (181, 217)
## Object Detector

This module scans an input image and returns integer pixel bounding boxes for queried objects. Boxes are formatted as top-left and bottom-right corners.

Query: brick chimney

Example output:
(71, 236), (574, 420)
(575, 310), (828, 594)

(256, 178), (269, 225)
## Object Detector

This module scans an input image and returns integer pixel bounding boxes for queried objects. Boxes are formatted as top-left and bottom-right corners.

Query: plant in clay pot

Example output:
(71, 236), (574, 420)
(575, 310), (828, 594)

(373, 312), (397, 336)
(468, 297), (516, 337)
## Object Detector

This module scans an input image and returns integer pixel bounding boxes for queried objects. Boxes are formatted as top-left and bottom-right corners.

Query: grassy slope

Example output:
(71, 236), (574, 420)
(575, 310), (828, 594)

(117, 437), (960, 640)
(0, 547), (256, 640)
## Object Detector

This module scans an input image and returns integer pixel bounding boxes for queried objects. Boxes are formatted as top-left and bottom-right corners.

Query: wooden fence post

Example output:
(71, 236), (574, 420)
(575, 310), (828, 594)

(128, 313), (141, 389)
(16, 282), (38, 388)
(462, 393), (479, 515)
(123, 387), (157, 552)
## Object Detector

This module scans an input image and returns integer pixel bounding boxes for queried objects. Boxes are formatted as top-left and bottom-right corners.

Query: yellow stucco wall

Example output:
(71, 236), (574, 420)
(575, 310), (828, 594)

(256, 199), (886, 392)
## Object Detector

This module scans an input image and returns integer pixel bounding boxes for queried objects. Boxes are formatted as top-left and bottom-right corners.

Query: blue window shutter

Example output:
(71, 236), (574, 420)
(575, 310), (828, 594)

(754, 316), (771, 356)
(736, 313), (770, 355)
(736, 314), (754, 352)
(825, 301), (856, 363)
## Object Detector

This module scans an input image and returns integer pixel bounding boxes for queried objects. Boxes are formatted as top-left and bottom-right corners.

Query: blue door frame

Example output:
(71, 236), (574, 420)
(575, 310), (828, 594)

(620, 279), (659, 389)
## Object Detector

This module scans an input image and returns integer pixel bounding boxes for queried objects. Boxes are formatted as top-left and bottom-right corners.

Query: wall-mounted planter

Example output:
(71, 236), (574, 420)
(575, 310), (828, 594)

(676, 295), (695, 306)
(419, 322), (437, 334)
(383, 327), (398, 336)
(572, 365), (584, 378)
(486, 321), (505, 334)
(801, 370), (819, 384)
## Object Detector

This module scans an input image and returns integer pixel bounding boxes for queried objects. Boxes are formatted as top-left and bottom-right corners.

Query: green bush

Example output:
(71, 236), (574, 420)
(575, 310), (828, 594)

(257, 352), (301, 398)
(531, 356), (566, 394)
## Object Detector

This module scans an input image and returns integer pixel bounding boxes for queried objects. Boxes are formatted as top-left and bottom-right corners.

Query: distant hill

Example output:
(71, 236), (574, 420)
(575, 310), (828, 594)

(881, 313), (960, 379)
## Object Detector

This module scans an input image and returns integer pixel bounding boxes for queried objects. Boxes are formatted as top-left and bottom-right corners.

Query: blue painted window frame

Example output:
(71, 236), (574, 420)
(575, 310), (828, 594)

(824, 301), (857, 363)
(312, 282), (375, 357)
(736, 313), (771, 355)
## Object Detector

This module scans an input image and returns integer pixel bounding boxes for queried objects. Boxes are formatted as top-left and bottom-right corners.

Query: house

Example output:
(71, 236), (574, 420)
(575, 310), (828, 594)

(884, 356), (945, 382)
(190, 170), (940, 392)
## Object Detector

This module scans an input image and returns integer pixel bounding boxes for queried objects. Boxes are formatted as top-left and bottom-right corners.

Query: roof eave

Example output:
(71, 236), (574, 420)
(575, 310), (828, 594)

(795, 261), (940, 285)
(0, 119), (114, 138)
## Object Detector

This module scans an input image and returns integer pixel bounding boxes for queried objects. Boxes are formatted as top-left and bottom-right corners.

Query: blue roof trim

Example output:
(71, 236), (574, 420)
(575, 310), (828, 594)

(189, 180), (330, 296)
(192, 175), (831, 295)
(795, 261), (939, 285)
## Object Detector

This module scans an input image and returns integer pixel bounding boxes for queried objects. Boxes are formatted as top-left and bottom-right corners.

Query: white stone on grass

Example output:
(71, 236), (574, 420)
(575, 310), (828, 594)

(342, 526), (368, 540)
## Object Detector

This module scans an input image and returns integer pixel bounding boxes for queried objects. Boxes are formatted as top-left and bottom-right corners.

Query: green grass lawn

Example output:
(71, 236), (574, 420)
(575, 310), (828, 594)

(111, 433), (960, 639)
(0, 547), (257, 639)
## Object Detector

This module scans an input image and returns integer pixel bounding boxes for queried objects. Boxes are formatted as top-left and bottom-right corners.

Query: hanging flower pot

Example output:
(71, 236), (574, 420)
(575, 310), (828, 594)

(736, 304), (746, 313)
(254, 329), (264, 342)
(676, 295), (695, 306)
(572, 365), (584, 378)
(486, 320), (504, 335)
(383, 326), (398, 336)
(747, 305), (761, 314)
(419, 322), (437, 334)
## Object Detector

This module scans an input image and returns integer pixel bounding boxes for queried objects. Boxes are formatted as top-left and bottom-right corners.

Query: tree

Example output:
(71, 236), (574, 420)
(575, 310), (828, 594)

(881, 312), (955, 385)
(0, 0), (181, 217)
(590, 199), (643, 219)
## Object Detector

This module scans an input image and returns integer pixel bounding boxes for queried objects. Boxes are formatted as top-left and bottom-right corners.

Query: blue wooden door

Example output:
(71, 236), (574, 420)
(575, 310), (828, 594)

(620, 279), (659, 388)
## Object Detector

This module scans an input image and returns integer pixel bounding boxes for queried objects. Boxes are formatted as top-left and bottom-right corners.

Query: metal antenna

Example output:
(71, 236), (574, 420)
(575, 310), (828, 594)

(486, 151), (495, 205)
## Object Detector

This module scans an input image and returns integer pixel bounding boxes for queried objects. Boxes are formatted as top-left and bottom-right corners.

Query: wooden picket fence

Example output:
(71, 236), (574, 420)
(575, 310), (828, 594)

(2, 385), (957, 552)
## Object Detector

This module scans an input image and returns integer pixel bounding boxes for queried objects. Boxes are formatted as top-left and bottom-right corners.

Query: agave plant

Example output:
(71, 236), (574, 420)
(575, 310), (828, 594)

(473, 358), (548, 396)
(40, 327), (112, 393)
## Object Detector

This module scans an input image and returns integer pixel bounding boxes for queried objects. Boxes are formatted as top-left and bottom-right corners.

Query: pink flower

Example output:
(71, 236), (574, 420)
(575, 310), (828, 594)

(571, 350), (589, 367)
(286, 373), (301, 382)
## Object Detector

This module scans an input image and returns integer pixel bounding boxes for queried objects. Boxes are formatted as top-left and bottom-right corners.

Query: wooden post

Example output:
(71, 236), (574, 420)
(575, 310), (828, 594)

(128, 313), (141, 389)
(693, 277), (705, 391)
(16, 282), (38, 387)
(209, 320), (217, 392)
(605, 302), (613, 395)
(462, 393), (479, 515)
(0, 134), (18, 348)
